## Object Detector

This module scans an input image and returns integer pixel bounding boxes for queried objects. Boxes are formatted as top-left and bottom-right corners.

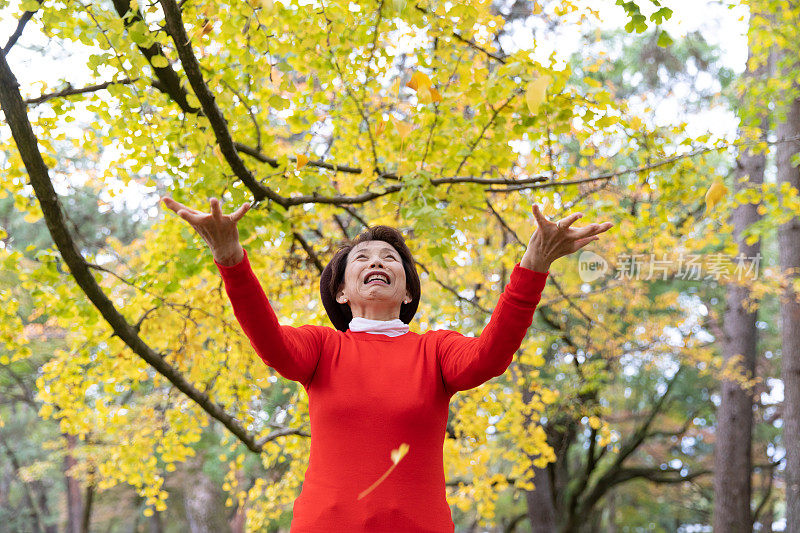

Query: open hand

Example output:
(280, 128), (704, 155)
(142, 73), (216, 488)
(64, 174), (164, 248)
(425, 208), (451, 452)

(520, 204), (614, 273)
(161, 196), (251, 266)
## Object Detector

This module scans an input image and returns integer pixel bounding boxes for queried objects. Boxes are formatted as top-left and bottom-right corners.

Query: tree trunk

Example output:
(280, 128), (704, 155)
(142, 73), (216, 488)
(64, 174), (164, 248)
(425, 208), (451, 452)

(64, 433), (84, 533)
(183, 455), (230, 533)
(712, 47), (767, 528)
(520, 378), (558, 533)
(80, 480), (94, 533)
(777, 93), (800, 533)
(148, 509), (165, 533)
(525, 464), (557, 533)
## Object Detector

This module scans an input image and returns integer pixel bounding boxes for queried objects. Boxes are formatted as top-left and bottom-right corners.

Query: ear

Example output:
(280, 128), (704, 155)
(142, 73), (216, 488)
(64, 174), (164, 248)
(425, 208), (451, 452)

(404, 290), (412, 304)
(336, 284), (346, 304)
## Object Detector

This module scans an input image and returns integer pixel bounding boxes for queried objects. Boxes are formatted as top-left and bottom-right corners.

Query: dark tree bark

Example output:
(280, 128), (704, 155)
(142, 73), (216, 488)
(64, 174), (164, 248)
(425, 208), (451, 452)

(776, 92), (800, 533)
(80, 479), (95, 533)
(712, 45), (768, 530)
(525, 464), (557, 533)
(182, 455), (229, 533)
(519, 363), (559, 533)
(64, 433), (84, 533)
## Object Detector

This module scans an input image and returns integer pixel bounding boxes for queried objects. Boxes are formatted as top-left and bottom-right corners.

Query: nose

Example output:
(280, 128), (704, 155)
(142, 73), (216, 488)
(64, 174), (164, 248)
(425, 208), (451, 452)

(369, 258), (384, 268)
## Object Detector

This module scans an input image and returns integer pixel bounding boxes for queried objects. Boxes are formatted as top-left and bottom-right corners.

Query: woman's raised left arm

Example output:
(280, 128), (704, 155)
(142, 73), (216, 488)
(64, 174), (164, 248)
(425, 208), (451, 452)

(436, 204), (614, 394)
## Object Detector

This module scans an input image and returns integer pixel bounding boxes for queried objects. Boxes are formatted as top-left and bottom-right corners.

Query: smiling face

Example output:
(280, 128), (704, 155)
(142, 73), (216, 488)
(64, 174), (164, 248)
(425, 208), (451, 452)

(335, 240), (412, 321)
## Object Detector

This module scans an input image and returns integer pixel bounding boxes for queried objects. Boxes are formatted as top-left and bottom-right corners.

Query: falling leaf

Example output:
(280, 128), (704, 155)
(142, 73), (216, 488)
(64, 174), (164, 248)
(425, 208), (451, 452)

(295, 153), (308, 169)
(375, 119), (386, 138)
(200, 21), (214, 36)
(358, 443), (410, 500)
(525, 75), (552, 115)
(406, 71), (432, 92)
(391, 118), (413, 141)
(391, 443), (409, 465)
(705, 181), (728, 212)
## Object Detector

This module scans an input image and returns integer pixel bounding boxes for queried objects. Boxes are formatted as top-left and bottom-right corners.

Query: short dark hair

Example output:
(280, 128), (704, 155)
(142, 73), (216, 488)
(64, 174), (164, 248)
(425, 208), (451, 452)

(320, 225), (421, 331)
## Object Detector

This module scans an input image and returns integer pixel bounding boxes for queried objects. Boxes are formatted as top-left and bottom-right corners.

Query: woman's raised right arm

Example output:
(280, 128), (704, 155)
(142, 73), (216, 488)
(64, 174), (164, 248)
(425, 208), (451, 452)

(162, 196), (325, 386)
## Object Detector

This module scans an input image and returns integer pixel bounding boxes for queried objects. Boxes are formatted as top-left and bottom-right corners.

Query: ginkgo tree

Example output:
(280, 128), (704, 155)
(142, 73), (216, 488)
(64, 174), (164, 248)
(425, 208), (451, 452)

(3, 0), (790, 529)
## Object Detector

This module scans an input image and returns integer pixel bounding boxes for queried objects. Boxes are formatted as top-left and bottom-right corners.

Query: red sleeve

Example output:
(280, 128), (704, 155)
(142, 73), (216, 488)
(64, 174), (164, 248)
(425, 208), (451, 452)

(214, 248), (329, 387)
(435, 263), (548, 394)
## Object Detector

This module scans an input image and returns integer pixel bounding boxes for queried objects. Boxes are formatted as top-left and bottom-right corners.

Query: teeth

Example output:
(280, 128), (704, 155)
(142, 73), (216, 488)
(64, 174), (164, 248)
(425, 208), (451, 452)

(365, 274), (389, 284)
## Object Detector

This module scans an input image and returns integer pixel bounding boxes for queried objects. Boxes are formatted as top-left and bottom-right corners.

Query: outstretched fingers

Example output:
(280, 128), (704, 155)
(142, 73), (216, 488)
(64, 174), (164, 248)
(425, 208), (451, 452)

(162, 196), (200, 216)
(209, 197), (223, 221)
(572, 235), (600, 252)
(571, 221), (614, 239)
(556, 212), (583, 230)
(176, 209), (206, 225)
(531, 204), (554, 228)
(231, 202), (251, 223)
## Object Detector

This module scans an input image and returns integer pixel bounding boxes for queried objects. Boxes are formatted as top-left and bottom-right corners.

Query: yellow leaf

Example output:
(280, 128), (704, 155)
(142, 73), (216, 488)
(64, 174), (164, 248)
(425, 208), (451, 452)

(429, 87), (442, 103)
(375, 119), (386, 138)
(391, 118), (413, 140)
(391, 443), (409, 464)
(705, 181), (728, 212)
(418, 87), (430, 104)
(525, 75), (551, 114)
(295, 153), (308, 169)
(588, 416), (601, 430)
(757, 204), (767, 215)
(261, 0), (275, 13)
(200, 21), (213, 36)
(406, 71), (431, 92)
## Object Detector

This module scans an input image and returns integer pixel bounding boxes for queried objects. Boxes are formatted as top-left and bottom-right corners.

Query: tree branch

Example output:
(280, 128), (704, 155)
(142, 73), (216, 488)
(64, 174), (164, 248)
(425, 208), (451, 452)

(2, 0), (43, 55)
(24, 78), (139, 106)
(0, 47), (279, 455)
(111, 0), (199, 114)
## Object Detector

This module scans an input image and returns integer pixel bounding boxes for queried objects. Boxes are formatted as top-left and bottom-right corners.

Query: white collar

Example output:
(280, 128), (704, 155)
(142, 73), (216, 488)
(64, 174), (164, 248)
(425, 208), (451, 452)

(349, 316), (410, 337)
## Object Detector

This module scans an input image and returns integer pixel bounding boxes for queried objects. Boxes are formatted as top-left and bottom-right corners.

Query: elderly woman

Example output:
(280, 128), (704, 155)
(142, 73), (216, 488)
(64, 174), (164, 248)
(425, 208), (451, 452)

(162, 196), (612, 532)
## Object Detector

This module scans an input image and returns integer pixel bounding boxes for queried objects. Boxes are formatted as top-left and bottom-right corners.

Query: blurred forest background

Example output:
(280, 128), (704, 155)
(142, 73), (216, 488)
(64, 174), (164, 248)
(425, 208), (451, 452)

(1, 0), (799, 531)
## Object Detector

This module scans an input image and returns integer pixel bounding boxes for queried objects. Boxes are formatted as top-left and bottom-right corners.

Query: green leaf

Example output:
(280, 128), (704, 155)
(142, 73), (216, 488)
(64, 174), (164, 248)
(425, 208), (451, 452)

(20, 0), (39, 12)
(650, 7), (673, 24)
(657, 30), (673, 48)
(151, 55), (169, 68)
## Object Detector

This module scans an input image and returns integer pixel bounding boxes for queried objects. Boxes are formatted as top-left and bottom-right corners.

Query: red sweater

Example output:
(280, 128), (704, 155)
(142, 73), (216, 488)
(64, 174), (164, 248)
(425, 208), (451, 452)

(215, 249), (549, 532)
